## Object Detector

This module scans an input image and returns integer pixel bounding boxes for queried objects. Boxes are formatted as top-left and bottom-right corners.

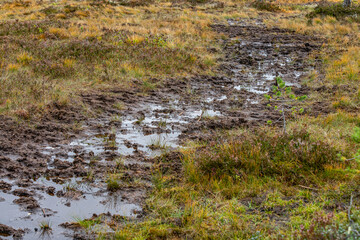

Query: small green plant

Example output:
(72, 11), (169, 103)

(149, 135), (168, 150)
(85, 170), (94, 181)
(264, 77), (307, 133)
(135, 115), (145, 125)
(72, 121), (84, 132)
(106, 175), (120, 191)
(63, 181), (79, 192)
(158, 119), (167, 128)
(337, 150), (360, 163)
(110, 114), (122, 123)
(103, 130), (117, 149)
(39, 221), (51, 229)
(145, 36), (167, 47)
(74, 217), (101, 229)
(338, 127), (360, 162)
(114, 101), (125, 110)
(352, 127), (360, 143)
(115, 157), (125, 169)
(39, 220), (52, 236)
(142, 80), (156, 92)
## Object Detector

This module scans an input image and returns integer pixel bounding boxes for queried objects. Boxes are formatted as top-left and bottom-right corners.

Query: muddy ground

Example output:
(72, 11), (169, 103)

(0, 18), (324, 239)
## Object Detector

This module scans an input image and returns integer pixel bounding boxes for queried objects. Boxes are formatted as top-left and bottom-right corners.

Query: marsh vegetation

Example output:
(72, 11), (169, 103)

(0, 0), (359, 239)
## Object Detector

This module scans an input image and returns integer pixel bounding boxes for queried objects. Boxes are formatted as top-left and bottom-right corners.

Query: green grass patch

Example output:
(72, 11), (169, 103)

(307, 3), (360, 22)
(184, 129), (342, 188)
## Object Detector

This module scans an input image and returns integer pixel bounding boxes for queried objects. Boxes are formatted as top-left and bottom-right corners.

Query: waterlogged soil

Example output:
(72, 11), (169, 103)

(0, 18), (322, 239)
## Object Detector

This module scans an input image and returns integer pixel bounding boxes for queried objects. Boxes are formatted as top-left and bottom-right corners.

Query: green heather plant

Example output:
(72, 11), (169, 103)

(295, 211), (360, 240)
(307, 3), (360, 22)
(106, 175), (121, 191)
(185, 129), (339, 186)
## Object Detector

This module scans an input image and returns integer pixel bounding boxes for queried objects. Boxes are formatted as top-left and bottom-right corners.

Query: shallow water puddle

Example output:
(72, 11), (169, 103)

(205, 95), (227, 103)
(225, 19), (313, 105)
(50, 102), (223, 161)
(0, 177), (139, 239)
(0, 101), (224, 238)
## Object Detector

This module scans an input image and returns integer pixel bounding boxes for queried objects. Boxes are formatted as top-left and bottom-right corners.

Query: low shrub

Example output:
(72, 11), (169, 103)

(295, 211), (360, 240)
(307, 3), (360, 22)
(250, 1), (282, 12)
(187, 129), (341, 185)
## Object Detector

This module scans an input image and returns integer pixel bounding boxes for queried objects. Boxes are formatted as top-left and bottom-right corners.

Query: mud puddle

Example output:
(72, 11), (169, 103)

(213, 19), (320, 111)
(0, 177), (139, 239)
(0, 18), (322, 239)
(0, 98), (226, 239)
(42, 101), (223, 162)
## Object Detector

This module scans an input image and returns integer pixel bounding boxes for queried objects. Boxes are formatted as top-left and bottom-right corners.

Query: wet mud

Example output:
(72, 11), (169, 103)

(0, 18), (322, 239)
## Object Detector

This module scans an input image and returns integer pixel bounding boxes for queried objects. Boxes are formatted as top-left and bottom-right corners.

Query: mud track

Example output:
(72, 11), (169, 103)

(0, 19), (322, 239)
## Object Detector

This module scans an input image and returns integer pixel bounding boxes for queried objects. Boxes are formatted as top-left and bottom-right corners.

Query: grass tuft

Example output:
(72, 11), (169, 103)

(250, 0), (282, 12)
(74, 217), (101, 229)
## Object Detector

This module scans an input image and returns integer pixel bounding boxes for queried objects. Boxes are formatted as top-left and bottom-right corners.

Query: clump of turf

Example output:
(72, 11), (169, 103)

(307, 3), (360, 22)
(250, 1), (282, 12)
(100, 0), (154, 7)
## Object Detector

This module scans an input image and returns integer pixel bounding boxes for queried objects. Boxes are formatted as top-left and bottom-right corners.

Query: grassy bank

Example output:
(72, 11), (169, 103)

(91, 126), (359, 239)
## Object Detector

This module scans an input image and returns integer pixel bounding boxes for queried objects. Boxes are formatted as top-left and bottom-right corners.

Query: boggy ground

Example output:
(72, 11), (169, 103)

(0, 11), (323, 239)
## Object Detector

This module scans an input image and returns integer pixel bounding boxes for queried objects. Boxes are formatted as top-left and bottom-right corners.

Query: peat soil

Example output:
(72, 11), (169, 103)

(0, 18), (322, 239)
